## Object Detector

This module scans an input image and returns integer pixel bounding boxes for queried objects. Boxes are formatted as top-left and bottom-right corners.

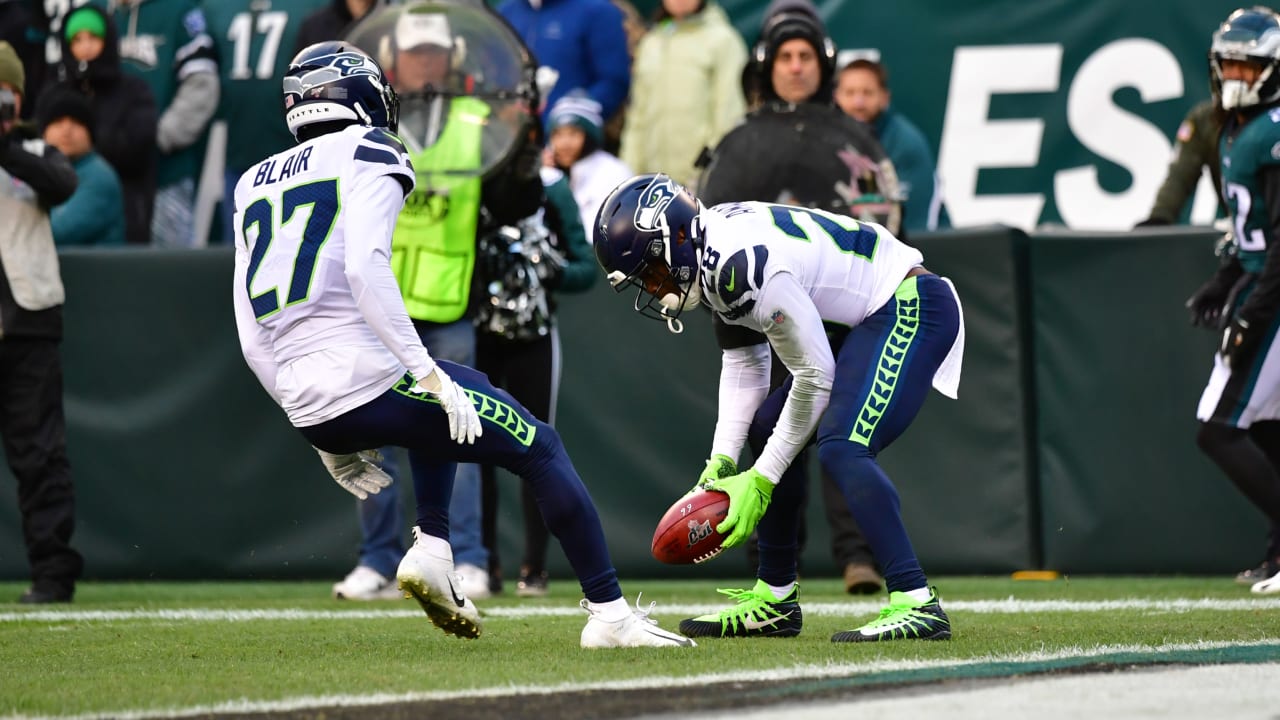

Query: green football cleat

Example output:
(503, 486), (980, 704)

(831, 587), (952, 642)
(678, 579), (803, 638)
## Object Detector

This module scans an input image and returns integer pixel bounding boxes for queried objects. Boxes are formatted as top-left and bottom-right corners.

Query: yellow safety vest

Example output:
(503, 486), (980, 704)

(391, 96), (488, 322)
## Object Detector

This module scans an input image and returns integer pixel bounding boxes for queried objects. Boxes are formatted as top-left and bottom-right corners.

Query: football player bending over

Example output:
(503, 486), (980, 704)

(231, 42), (693, 649)
(595, 174), (964, 641)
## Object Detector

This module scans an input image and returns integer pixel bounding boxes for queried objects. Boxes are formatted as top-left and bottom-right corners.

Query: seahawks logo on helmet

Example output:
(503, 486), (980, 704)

(285, 52), (383, 97)
(634, 176), (680, 235)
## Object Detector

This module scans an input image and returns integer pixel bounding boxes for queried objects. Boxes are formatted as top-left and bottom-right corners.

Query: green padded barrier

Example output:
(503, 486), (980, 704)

(1030, 228), (1267, 573)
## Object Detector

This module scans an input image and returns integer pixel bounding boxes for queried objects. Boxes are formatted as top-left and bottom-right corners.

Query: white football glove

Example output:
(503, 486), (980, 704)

(413, 365), (482, 444)
(315, 448), (393, 499)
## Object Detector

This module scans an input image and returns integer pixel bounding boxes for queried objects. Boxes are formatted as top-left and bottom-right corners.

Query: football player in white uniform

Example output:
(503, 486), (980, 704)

(231, 42), (693, 649)
(595, 174), (964, 642)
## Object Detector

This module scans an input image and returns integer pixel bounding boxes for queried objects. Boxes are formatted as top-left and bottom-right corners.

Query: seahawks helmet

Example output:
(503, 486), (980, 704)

(1210, 7), (1280, 110)
(594, 174), (705, 332)
(283, 41), (400, 140)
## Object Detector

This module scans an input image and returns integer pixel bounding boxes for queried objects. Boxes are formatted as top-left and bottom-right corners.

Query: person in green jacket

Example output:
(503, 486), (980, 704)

(38, 85), (125, 247)
(619, 0), (746, 190)
(1138, 98), (1225, 226)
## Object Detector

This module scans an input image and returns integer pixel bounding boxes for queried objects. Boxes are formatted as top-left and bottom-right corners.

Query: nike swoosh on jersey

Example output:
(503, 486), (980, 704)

(725, 267), (736, 292)
(742, 611), (792, 631)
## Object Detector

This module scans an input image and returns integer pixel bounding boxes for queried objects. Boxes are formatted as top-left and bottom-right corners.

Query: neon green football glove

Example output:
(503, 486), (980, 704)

(691, 454), (737, 494)
(709, 468), (774, 548)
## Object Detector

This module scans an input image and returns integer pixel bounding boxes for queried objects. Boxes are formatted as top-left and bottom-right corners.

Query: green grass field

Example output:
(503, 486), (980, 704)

(2, 576), (1278, 719)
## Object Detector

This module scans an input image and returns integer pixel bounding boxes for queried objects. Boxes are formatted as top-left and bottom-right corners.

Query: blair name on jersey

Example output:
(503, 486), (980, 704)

(253, 146), (314, 188)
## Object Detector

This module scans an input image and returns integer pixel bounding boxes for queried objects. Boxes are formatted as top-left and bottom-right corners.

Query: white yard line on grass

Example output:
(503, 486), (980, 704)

(2, 597), (1280, 623)
(6, 639), (1279, 720)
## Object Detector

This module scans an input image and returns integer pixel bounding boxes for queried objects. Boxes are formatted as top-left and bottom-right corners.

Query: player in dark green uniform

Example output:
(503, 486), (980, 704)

(204, 0), (327, 243)
(1187, 7), (1280, 594)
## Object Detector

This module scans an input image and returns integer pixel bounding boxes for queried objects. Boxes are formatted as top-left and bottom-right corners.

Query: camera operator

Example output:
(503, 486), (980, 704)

(0, 41), (83, 604)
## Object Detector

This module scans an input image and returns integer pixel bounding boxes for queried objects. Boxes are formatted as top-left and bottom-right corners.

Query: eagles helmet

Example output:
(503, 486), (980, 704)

(1210, 7), (1280, 110)
(283, 41), (400, 141)
(594, 174), (705, 333)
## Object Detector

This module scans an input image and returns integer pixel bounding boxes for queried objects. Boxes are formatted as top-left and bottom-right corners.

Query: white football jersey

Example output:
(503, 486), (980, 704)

(698, 201), (937, 481)
(699, 201), (923, 332)
(232, 124), (425, 427)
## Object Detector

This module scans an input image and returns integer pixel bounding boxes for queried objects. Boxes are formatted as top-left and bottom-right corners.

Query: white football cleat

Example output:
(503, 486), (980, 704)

(580, 595), (697, 649)
(1250, 567), (1280, 595)
(396, 528), (482, 639)
(332, 565), (401, 600)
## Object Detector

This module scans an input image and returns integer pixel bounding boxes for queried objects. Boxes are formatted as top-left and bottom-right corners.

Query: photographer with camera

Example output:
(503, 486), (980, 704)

(0, 41), (83, 604)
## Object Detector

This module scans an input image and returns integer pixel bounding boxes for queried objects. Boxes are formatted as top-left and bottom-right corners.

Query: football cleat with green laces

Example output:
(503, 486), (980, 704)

(678, 579), (803, 638)
(831, 587), (951, 642)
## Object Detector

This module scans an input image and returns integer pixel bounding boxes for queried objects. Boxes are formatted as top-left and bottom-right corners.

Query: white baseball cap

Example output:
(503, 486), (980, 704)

(395, 12), (452, 50)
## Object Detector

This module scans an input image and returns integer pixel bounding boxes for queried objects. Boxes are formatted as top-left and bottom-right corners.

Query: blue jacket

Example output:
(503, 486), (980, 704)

(51, 151), (126, 247)
(498, 0), (630, 124)
(873, 106), (946, 232)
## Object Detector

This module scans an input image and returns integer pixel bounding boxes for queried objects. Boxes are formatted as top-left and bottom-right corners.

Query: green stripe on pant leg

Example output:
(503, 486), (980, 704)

(392, 375), (538, 446)
(849, 277), (921, 446)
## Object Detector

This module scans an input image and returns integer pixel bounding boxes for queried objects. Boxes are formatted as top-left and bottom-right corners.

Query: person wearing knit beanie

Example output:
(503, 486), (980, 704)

(37, 84), (126, 247)
(0, 40), (24, 96)
(547, 92), (604, 168)
(0, 33), (83, 605)
(545, 89), (632, 237)
(64, 5), (108, 66)
(0, 41), (25, 131)
(36, 86), (95, 143)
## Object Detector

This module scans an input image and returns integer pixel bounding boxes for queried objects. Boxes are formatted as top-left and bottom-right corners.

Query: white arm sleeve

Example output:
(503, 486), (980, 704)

(343, 174), (437, 383)
(751, 272), (834, 483)
(232, 241), (280, 397)
(709, 342), (772, 464)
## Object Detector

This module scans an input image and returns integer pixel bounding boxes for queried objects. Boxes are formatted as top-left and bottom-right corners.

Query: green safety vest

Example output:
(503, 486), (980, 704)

(391, 97), (487, 322)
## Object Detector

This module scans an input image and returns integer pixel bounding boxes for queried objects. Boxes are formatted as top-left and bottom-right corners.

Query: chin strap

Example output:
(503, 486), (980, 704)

(658, 293), (686, 334)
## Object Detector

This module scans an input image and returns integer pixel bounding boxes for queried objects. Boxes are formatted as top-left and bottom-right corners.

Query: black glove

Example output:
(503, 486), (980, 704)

(1187, 264), (1247, 329)
(1186, 279), (1232, 329)
(1220, 316), (1260, 367)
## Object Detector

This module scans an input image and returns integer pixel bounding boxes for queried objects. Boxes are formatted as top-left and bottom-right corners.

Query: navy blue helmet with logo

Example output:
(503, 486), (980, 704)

(283, 41), (400, 140)
(594, 174), (706, 332)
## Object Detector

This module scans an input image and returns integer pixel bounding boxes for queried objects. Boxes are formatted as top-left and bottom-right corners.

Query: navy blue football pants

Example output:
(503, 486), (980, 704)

(751, 274), (960, 593)
(300, 361), (622, 603)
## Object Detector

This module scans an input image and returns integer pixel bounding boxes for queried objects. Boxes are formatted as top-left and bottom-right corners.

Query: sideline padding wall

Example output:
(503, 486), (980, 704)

(1030, 228), (1266, 572)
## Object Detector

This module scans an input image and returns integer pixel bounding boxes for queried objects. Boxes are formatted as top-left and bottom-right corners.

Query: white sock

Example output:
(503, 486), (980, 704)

(903, 586), (933, 604)
(765, 582), (795, 600)
(588, 597), (631, 622)
(416, 530), (453, 559)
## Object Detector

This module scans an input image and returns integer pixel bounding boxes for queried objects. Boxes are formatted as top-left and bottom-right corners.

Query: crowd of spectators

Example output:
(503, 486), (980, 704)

(0, 0), (947, 251)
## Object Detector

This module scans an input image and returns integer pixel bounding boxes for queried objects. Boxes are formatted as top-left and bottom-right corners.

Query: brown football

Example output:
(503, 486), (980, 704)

(650, 489), (730, 564)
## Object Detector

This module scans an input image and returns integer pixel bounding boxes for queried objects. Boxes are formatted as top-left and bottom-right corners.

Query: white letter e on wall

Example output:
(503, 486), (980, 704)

(938, 45), (1062, 229)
